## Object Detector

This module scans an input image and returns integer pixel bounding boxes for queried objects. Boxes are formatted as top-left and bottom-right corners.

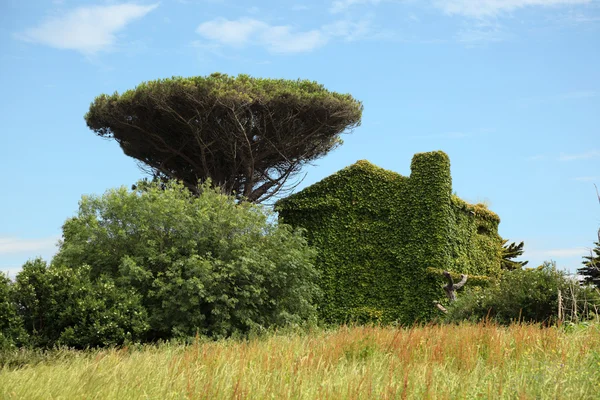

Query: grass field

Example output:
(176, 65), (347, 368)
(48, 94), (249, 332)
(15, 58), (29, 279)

(2, 323), (599, 399)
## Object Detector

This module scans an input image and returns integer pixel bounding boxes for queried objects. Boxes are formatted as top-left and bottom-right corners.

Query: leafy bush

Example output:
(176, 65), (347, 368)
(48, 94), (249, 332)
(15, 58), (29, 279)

(0, 273), (28, 350)
(53, 180), (320, 340)
(12, 258), (148, 348)
(445, 262), (600, 325)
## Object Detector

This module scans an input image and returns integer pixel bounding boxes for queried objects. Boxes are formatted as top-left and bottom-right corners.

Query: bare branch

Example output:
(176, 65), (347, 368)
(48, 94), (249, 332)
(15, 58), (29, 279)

(443, 271), (468, 302)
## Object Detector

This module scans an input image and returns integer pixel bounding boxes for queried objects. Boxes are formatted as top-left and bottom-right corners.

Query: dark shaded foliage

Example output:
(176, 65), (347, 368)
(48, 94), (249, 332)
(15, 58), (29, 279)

(85, 73), (363, 203)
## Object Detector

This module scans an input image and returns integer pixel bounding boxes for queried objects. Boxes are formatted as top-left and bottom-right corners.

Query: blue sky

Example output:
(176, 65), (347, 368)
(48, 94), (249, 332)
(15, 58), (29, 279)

(1, 0), (599, 277)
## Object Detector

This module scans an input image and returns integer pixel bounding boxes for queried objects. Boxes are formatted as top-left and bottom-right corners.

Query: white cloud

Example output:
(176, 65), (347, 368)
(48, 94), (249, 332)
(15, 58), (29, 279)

(17, 3), (158, 54)
(322, 18), (373, 41)
(559, 150), (600, 161)
(565, 11), (600, 23)
(197, 18), (326, 53)
(330, 0), (382, 14)
(196, 16), (374, 53)
(196, 18), (267, 47)
(0, 236), (59, 255)
(262, 27), (326, 53)
(558, 90), (598, 100)
(574, 176), (599, 181)
(434, 0), (592, 18)
(528, 247), (588, 258)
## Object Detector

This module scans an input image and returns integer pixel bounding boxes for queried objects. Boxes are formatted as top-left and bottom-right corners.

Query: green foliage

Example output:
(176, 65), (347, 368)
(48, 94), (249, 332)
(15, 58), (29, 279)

(449, 196), (503, 276)
(53, 180), (320, 340)
(445, 262), (600, 325)
(11, 258), (148, 348)
(85, 73), (363, 203)
(0, 273), (28, 350)
(501, 240), (529, 270)
(578, 239), (600, 289)
(276, 151), (503, 325)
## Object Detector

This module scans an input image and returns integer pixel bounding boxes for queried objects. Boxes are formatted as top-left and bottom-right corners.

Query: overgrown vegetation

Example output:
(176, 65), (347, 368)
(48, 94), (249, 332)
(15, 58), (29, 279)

(445, 262), (600, 325)
(2, 323), (599, 399)
(3, 69), (599, 399)
(0, 273), (28, 350)
(276, 152), (503, 325)
(2, 181), (320, 348)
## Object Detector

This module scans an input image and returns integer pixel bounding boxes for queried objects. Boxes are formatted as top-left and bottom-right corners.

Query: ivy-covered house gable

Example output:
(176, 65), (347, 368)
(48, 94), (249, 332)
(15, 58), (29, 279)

(276, 151), (502, 324)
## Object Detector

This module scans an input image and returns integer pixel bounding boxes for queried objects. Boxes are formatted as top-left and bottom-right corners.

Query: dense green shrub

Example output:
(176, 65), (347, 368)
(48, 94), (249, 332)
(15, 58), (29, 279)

(276, 151), (503, 325)
(53, 181), (320, 340)
(12, 259), (148, 348)
(0, 273), (28, 350)
(445, 262), (600, 325)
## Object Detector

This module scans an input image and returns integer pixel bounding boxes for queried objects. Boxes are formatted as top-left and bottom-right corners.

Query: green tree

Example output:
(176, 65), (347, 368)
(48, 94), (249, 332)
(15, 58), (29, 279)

(578, 237), (600, 289)
(0, 273), (28, 350)
(53, 180), (320, 340)
(501, 240), (528, 270)
(85, 73), (363, 203)
(578, 187), (600, 288)
(12, 259), (148, 348)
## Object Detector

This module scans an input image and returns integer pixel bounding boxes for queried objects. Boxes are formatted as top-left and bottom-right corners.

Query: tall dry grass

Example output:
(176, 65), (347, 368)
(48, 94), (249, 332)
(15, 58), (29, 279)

(2, 323), (599, 399)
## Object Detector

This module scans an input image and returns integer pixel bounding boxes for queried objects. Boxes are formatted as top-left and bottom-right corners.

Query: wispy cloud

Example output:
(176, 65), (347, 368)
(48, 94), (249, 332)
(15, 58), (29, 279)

(0, 236), (60, 255)
(196, 16), (375, 53)
(559, 150), (600, 161)
(574, 176), (599, 182)
(330, 0), (382, 14)
(565, 11), (600, 23)
(16, 3), (158, 55)
(558, 90), (598, 100)
(434, 0), (592, 18)
(322, 18), (374, 41)
(196, 18), (326, 53)
(528, 247), (588, 258)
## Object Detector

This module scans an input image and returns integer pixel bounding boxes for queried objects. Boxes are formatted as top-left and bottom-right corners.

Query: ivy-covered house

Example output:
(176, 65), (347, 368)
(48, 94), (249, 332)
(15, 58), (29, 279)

(276, 151), (503, 324)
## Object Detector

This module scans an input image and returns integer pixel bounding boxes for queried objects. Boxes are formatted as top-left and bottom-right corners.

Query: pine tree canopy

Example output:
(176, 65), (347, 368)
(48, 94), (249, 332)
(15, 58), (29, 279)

(85, 73), (363, 203)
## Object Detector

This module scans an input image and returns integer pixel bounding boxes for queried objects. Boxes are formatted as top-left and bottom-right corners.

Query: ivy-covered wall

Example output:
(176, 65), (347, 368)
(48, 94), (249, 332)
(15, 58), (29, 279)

(276, 151), (502, 324)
